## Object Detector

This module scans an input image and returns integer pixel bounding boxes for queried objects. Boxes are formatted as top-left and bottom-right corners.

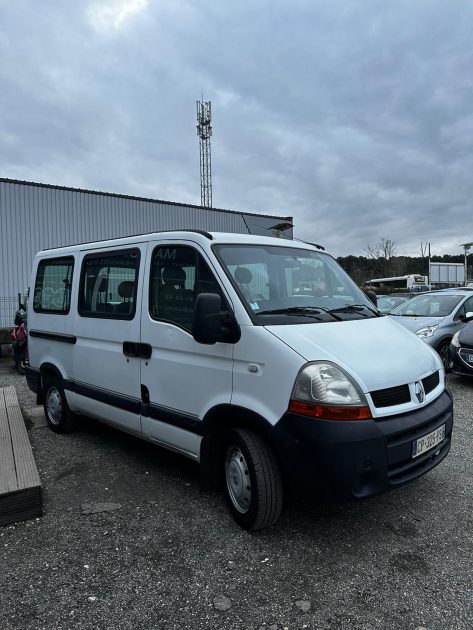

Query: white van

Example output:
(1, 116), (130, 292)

(25, 230), (452, 530)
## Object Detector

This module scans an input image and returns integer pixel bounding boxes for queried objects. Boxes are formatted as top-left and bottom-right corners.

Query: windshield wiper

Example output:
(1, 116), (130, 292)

(256, 306), (325, 320)
(326, 304), (378, 318)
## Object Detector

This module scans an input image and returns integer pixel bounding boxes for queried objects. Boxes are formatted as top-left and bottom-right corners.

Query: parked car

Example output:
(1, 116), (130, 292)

(449, 320), (473, 377)
(389, 289), (473, 368)
(377, 295), (410, 314)
(410, 285), (430, 293)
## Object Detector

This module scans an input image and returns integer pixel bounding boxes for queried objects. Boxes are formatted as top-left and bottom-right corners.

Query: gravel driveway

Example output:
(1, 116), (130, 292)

(1, 356), (472, 630)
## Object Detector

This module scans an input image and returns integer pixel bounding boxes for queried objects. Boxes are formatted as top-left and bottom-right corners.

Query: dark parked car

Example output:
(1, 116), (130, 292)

(449, 320), (473, 377)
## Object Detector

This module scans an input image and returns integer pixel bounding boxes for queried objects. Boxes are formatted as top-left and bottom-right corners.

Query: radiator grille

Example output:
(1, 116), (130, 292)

(422, 371), (439, 394)
(370, 384), (411, 408)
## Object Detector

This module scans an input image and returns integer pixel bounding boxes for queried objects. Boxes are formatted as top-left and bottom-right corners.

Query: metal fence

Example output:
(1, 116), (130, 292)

(0, 295), (25, 328)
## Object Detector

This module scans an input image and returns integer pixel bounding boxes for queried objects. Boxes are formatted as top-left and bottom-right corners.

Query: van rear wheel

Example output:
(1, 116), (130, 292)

(43, 376), (77, 433)
(224, 428), (283, 531)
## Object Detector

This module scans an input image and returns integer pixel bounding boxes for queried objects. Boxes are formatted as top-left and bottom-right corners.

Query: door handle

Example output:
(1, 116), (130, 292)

(123, 341), (140, 357)
(140, 343), (152, 359)
(123, 341), (152, 359)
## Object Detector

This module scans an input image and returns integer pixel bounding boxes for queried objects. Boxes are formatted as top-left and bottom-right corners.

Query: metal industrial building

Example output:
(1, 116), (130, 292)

(0, 178), (293, 300)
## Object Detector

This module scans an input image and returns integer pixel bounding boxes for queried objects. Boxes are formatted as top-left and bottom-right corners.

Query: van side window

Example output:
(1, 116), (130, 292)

(149, 245), (224, 331)
(79, 249), (140, 319)
(33, 256), (74, 314)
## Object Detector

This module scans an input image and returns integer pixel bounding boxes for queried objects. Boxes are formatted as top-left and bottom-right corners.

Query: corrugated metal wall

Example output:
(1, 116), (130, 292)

(0, 179), (293, 296)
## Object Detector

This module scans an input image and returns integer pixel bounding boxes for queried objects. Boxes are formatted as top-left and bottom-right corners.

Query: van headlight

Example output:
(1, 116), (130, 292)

(451, 331), (461, 348)
(416, 325), (439, 339)
(289, 362), (371, 420)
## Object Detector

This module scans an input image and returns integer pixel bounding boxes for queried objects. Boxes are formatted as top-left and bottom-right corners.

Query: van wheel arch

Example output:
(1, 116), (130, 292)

(199, 405), (281, 491)
(37, 363), (67, 403)
(40, 363), (65, 388)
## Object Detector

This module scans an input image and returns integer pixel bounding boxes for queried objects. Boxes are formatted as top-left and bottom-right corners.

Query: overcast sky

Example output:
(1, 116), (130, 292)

(1, 0), (473, 257)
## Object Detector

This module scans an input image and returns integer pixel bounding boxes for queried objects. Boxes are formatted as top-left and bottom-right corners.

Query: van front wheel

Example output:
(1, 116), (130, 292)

(224, 428), (283, 531)
(43, 376), (77, 433)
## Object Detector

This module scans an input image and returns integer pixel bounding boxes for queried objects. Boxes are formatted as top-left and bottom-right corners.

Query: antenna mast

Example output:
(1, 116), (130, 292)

(196, 99), (212, 207)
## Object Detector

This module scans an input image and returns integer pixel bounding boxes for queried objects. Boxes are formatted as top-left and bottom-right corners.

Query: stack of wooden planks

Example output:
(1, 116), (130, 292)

(0, 386), (42, 526)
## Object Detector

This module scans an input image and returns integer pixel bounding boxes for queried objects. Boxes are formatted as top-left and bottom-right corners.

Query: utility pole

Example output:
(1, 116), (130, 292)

(428, 242), (431, 285)
(461, 242), (473, 285)
(196, 99), (212, 208)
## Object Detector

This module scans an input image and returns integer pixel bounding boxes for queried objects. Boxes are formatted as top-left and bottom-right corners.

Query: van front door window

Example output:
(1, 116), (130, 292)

(149, 245), (225, 331)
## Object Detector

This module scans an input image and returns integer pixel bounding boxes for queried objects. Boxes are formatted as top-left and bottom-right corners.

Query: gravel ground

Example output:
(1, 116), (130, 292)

(1, 355), (472, 630)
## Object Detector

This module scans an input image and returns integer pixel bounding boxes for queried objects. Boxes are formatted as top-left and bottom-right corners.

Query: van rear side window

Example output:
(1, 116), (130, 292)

(78, 249), (140, 319)
(33, 256), (74, 314)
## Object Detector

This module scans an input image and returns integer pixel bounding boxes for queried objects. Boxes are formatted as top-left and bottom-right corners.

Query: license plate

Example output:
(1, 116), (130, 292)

(460, 350), (473, 365)
(412, 424), (445, 459)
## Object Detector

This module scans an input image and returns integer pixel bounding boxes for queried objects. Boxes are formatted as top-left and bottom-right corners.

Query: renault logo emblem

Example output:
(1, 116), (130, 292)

(414, 381), (425, 403)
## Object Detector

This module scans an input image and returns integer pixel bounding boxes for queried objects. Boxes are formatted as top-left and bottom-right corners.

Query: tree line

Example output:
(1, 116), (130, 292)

(336, 238), (470, 286)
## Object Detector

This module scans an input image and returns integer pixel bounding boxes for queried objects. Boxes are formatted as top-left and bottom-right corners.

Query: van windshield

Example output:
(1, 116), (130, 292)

(215, 244), (378, 324)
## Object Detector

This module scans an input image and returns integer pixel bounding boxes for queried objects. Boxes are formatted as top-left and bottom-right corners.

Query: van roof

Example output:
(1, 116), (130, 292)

(35, 231), (326, 257)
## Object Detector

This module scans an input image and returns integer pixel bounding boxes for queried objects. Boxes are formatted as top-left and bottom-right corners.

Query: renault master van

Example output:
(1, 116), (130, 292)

(25, 231), (453, 530)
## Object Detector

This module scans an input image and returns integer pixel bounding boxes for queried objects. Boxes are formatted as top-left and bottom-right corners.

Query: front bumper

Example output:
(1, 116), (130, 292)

(271, 389), (453, 502)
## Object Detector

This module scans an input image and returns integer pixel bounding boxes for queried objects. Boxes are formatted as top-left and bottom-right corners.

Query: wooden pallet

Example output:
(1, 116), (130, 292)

(0, 386), (42, 526)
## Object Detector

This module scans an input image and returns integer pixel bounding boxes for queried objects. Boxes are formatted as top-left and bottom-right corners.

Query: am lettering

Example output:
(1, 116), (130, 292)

(156, 249), (177, 260)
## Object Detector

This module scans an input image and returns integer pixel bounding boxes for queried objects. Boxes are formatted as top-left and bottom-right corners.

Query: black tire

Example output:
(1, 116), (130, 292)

(437, 340), (451, 372)
(43, 375), (77, 433)
(224, 428), (283, 531)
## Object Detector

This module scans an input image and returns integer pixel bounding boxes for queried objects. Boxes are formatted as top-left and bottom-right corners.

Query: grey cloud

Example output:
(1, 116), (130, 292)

(1, 0), (473, 257)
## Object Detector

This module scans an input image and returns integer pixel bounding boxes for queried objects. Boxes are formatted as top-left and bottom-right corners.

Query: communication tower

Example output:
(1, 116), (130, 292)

(196, 99), (212, 207)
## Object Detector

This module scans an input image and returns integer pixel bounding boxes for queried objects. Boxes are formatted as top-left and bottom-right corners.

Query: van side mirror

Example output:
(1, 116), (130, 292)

(464, 311), (473, 322)
(366, 291), (377, 307)
(192, 293), (240, 345)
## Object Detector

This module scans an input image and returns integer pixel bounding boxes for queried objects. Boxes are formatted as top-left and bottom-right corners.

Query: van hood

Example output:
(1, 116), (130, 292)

(266, 316), (441, 393)
(388, 315), (441, 333)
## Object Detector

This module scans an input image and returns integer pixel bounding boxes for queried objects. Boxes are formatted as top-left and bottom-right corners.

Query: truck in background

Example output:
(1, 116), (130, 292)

(429, 262), (465, 288)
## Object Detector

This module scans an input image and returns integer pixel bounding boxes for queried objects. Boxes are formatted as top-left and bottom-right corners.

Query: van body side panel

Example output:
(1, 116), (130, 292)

(71, 244), (147, 435)
(139, 329), (233, 457)
(231, 325), (304, 425)
(140, 239), (234, 456)
(140, 321), (234, 420)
